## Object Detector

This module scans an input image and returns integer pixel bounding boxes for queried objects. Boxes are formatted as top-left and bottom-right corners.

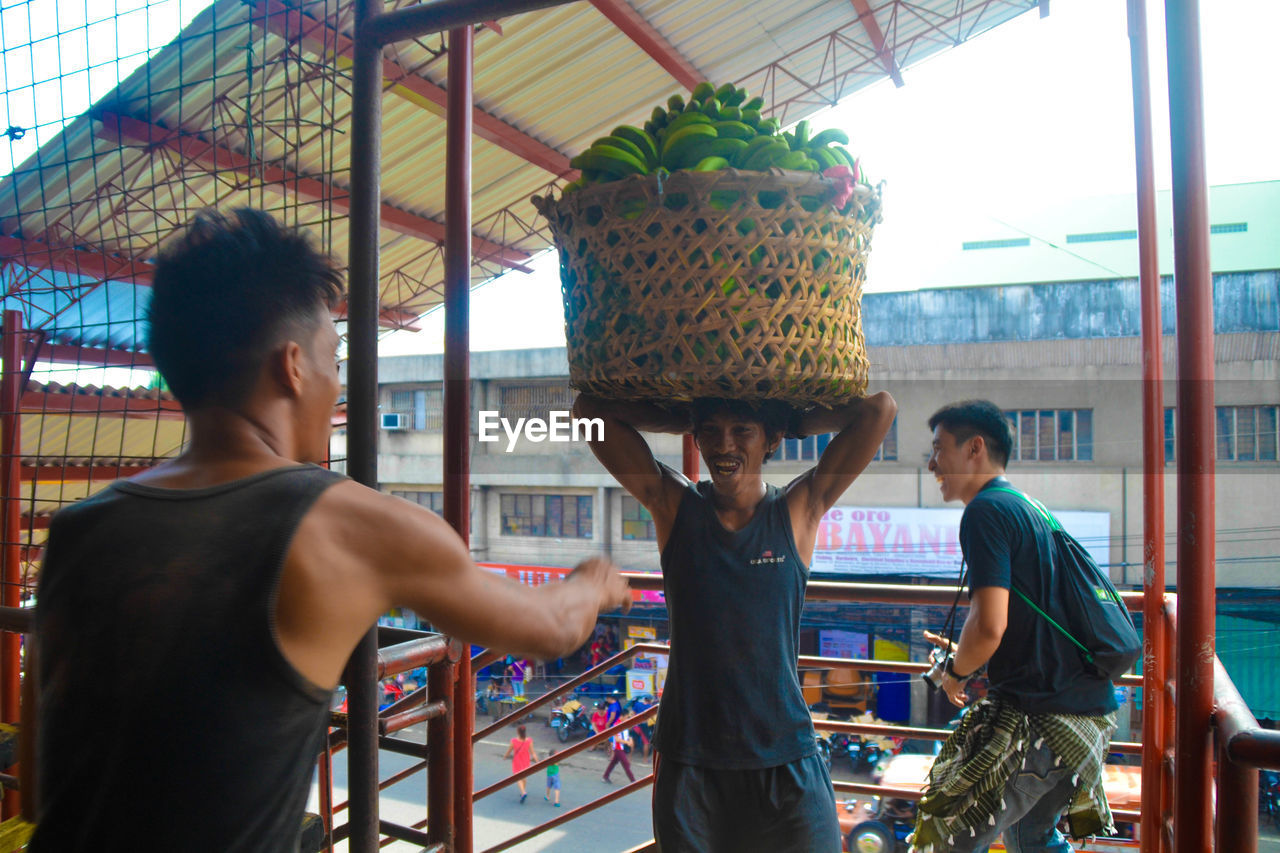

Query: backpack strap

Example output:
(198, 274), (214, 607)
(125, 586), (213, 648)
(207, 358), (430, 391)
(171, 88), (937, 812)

(984, 485), (1095, 663)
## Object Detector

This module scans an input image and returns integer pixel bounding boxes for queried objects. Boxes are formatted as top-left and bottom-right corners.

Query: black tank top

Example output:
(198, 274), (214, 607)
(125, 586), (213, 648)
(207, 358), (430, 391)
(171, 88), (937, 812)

(31, 465), (344, 852)
(654, 481), (816, 769)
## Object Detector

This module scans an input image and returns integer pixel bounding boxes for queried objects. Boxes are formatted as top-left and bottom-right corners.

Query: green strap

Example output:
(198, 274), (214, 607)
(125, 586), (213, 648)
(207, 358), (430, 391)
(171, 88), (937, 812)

(986, 485), (1094, 661)
(987, 486), (1062, 531)
(1008, 585), (1094, 663)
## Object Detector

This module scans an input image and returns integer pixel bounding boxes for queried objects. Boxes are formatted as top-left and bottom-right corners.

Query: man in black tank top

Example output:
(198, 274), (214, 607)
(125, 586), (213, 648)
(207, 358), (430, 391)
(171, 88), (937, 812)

(575, 391), (896, 851)
(25, 210), (633, 851)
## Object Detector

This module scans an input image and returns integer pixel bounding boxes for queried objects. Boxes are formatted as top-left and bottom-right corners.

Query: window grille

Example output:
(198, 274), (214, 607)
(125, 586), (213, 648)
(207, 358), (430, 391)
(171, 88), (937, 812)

(1004, 410), (1093, 461)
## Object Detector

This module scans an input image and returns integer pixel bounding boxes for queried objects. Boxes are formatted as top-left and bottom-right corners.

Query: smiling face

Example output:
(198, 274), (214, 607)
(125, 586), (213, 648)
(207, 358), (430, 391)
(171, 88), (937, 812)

(926, 424), (993, 505)
(693, 411), (780, 493)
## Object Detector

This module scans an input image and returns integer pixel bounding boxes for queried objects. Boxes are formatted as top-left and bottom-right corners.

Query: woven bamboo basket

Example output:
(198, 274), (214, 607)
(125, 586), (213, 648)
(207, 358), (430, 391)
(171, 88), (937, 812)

(532, 168), (882, 407)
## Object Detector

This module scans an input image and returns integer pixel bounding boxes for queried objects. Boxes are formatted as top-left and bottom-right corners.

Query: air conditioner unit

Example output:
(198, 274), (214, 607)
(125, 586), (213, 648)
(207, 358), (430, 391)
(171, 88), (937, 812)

(381, 413), (408, 430)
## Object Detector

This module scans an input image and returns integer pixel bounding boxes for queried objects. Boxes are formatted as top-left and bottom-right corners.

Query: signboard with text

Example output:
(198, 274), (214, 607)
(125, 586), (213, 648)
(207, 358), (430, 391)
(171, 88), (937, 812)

(811, 505), (1111, 577)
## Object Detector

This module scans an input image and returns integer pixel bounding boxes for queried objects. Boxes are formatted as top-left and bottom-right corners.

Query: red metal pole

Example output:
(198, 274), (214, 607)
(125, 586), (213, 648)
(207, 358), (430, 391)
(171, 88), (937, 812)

(1164, 2), (1216, 849)
(1126, 2), (1167, 849)
(443, 23), (474, 853)
(0, 310), (22, 820)
(682, 434), (699, 481)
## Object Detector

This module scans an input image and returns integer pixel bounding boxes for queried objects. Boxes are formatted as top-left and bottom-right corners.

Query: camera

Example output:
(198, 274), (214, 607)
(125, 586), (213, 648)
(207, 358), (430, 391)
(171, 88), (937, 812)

(922, 647), (950, 691)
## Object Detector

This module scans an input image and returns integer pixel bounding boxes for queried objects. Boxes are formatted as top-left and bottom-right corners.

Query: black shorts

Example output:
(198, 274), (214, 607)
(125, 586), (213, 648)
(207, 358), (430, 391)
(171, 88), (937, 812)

(652, 753), (840, 852)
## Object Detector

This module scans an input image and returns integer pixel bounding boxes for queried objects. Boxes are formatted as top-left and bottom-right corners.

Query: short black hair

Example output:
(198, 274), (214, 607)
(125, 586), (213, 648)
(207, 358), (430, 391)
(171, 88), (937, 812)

(927, 399), (1013, 467)
(146, 209), (344, 410)
(690, 398), (791, 462)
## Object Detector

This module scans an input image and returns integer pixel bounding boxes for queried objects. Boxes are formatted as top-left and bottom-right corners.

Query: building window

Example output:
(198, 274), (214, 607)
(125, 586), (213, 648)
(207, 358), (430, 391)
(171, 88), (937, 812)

(388, 386), (442, 430)
(1004, 409), (1092, 461)
(1165, 405), (1278, 462)
(779, 418), (898, 463)
(1065, 230), (1137, 244)
(391, 490), (444, 513)
(1217, 405), (1278, 461)
(501, 493), (593, 538)
(621, 495), (656, 540)
(499, 383), (576, 423)
(1210, 222), (1247, 235)
(961, 237), (1030, 251)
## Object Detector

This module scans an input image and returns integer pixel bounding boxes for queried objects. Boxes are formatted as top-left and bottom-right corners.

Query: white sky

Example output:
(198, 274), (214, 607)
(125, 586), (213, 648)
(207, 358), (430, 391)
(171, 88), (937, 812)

(380, 0), (1280, 357)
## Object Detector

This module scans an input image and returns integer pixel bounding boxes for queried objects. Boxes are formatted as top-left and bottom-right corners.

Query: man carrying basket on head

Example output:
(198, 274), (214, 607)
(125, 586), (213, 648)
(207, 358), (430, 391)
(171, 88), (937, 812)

(574, 390), (896, 852)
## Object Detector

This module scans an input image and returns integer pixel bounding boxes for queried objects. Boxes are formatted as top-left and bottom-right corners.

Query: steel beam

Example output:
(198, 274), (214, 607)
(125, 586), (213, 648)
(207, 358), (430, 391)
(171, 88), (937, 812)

(850, 0), (904, 87)
(443, 25), (475, 853)
(255, 0), (576, 179)
(344, 0), (384, 847)
(589, 0), (704, 91)
(1164, 2), (1216, 850)
(0, 311), (23, 820)
(1126, 0), (1168, 849)
(98, 111), (531, 271)
(362, 0), (575, 47)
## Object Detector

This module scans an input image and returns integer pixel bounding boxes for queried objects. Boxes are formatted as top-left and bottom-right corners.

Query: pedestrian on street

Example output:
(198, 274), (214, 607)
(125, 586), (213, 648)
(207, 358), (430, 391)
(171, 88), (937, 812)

(503, 724), (538, 804)
(591, 701), (609, 751)
(603, 727), (636, 784)
(509, 657), (528, 699)
(544, 749), (562, 807)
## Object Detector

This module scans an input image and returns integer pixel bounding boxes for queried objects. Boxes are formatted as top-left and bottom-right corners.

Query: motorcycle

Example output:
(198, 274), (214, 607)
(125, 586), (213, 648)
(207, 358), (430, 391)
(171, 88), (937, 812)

(1262, 769), (1280, 829)
(550, 697), (595, 743)
(829, 732), (865, 771)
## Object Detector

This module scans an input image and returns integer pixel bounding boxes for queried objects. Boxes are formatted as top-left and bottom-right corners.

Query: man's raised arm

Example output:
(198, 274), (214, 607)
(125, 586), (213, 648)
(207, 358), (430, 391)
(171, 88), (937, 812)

(572, 394), (689, 527)
(787, 391), (897, 524)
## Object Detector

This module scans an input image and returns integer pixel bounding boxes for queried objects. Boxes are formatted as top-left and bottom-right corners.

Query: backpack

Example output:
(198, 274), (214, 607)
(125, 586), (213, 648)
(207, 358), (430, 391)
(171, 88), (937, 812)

(989, 487), (1142, 681)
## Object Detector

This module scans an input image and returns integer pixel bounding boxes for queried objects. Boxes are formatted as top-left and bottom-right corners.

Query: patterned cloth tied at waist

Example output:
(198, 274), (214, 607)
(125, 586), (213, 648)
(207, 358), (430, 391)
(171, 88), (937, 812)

(910, 695), (1118, 851)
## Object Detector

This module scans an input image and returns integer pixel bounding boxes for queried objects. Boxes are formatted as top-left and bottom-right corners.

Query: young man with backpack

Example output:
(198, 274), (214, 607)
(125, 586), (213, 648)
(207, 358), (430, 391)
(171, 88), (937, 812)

(916, 400), (1127, 851)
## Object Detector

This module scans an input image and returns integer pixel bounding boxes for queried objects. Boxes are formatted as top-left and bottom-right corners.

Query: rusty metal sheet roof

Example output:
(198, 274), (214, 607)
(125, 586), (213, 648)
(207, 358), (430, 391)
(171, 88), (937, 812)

(0, 0), (1040, 350)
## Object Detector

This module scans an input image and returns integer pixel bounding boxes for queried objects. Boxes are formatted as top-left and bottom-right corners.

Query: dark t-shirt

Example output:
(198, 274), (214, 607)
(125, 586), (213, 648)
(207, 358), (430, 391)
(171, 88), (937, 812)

(961, 477), (1118, 716)
(31, 465), (344, 851)
(655, 479), (816, 769)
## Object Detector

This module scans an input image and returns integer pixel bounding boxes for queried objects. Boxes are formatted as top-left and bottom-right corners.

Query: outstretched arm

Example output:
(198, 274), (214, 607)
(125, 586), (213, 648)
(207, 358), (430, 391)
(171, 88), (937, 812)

(278, 483), (633, 688)
(572, 394), (689, 545)
(786, 391), (897, 527)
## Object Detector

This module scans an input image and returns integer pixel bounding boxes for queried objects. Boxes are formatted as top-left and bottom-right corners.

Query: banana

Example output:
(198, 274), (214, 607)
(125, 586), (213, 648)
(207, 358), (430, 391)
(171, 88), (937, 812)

(718, 105), (742, 122)
(692, 155), (730, 172)
(782, 132), (797, 150)
(666, 110), (713, 132)
(691, 82), (715, 104)
(809, 146), (840, 171)
(735, 135), (779, 167)
(667, 93), (685, 113)
(743, 140), (790, 171)
(593, 135), (647, 165)
(757, 118), (780, 135)
(725, 87), (748, 107)
(794, 120), (810, 147)
(774, 150), (811, 170)
(573, 145), (647, 178)
(712, 120), (754, 140)
(714, 82), (736, 103)
(700, 98), (721, 118)
(651, 106), (668, 127)
(742, 96), (765, 112)
(830, 145), (857, 171)
(612, 125), (660, 168)
(740, 109), (762, 128)
(808, 128), (850, 148)
(700, 137), (749, 160)
(660, 123), (718, 169)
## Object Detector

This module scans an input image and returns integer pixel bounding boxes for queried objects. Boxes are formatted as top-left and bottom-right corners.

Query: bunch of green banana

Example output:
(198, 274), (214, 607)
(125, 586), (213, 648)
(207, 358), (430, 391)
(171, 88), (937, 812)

(561, 82), (868, 194)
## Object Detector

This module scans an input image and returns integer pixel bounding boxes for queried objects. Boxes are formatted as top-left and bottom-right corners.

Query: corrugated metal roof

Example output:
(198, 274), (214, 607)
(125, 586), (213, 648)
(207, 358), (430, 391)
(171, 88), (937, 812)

(0, 0), (1040, 349)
